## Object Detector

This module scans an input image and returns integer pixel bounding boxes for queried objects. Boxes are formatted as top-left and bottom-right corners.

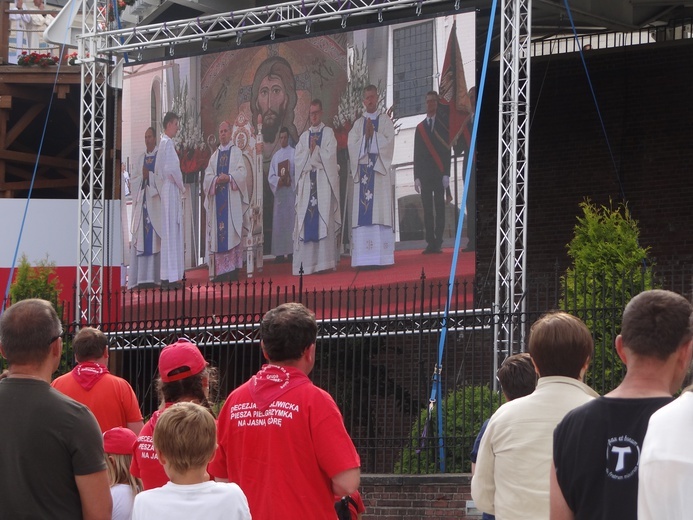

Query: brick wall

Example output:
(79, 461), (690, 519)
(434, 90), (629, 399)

(476, 41), (693, 276)
(361, 474), (476, 519)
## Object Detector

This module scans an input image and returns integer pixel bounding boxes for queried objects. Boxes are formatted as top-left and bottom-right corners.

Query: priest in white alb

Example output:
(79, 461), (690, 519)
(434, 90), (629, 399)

(348, 84), (396, 268)
(128, 126), (161, 288)
(293, 99), (341, 276)
(268, 126), (296, 263)
(203, 120), (248, 281)
(155, 112), (186, 288)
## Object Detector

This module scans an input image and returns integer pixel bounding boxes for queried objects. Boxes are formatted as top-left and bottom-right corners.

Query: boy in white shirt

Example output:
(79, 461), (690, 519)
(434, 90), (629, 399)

(132, 402), (251, 520)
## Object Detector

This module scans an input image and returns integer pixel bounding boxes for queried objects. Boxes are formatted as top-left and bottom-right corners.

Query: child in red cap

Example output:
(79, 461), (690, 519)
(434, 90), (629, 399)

(131, 339), (216, 490)
(104, 427), (141, 520)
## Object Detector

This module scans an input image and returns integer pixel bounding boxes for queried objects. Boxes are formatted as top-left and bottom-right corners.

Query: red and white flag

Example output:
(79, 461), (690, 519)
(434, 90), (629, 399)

(438, 21), (473, 149)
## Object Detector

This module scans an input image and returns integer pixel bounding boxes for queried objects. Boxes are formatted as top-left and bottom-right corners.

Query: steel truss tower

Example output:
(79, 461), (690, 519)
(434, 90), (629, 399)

(493, 0), (530, 382)
(78, 0), (110, 323)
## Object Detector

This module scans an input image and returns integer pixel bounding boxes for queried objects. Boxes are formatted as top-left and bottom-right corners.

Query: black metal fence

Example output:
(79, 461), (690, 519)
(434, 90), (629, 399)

(2, 263), (693, 473)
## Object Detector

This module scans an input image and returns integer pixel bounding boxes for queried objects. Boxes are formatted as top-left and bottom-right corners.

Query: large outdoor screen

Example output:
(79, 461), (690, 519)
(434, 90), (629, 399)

(120, 10), (476, 291)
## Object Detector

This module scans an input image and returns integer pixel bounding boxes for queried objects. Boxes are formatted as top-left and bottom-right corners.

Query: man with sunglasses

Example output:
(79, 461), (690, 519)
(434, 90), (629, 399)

(0, 299), (111, 519)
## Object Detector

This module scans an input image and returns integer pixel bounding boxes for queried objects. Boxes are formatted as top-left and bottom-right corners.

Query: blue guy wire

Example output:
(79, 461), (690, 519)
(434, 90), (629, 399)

(1, 0), (79, 315)
(563, 0), (625, 201)
(427, 0), (498, 472)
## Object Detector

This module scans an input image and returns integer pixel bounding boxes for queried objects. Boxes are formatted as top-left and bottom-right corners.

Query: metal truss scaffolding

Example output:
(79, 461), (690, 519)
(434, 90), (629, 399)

(78, 0), (110, 323)
(493, 0), (530, 385)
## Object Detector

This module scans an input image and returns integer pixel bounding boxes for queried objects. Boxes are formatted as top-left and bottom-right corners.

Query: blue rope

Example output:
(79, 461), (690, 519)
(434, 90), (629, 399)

(1, 0), (78, 315)
(428, 0), (498, 472)
(563, 0), (625, 201)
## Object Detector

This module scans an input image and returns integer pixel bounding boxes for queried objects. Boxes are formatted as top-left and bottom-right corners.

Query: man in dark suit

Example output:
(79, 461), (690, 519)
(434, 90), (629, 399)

(413, 91), (451, 254)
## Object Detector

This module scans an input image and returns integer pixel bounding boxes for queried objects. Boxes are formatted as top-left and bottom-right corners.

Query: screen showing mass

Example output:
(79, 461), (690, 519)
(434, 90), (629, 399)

(120, 11), (476, 289)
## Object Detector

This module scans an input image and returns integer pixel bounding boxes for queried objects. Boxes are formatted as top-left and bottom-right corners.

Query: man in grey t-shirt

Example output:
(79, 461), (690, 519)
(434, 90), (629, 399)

(0, 299), (112, 519)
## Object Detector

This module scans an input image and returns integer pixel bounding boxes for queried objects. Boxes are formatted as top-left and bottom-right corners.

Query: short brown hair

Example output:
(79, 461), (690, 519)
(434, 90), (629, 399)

(153, 402), (217, 474)
(162, 111), (178, 129)
(497, 353), (537, 400)
(528, 312), (593, 379)
(0, 299), (62, 366)
(259, 303), (317, 362)
(73, 327), (108, 362)
(621, 289), (693, 360)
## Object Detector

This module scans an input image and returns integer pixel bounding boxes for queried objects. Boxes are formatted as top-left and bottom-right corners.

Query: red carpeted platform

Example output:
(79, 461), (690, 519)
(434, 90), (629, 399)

(120, 248), (475, 322)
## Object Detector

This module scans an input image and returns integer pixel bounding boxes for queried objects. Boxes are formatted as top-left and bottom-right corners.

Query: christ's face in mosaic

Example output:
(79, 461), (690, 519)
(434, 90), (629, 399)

(257, 75), (287, 142)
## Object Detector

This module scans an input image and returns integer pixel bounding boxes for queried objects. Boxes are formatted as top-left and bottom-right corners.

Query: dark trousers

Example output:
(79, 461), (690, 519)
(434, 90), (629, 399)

(420, 178), (445, 247)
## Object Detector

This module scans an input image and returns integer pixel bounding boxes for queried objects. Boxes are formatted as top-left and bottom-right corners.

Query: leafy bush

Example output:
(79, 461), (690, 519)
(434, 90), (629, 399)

(10, 254), (62, 306)
(395, 384), (502, 474)
(9, 254), (72, 374)
(560, 200), (654, 394)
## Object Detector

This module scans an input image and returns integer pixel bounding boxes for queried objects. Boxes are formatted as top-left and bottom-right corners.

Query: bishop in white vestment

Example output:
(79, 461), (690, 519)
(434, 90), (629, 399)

(347, 85), (396, 267)
(129, 127), (162, 288)
(203, 121), (248, 281)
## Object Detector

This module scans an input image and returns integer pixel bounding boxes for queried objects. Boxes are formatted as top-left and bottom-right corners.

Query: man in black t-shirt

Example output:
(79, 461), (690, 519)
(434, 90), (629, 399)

(551, 289), (693, 520)
(0, 299), (112, 519)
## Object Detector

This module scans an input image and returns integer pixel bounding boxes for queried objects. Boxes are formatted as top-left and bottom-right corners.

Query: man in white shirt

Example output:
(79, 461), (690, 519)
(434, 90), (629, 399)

(471, 311), (598, 519)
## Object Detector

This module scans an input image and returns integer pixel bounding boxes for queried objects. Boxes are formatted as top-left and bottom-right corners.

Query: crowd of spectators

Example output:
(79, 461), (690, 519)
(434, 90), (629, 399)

(0, 300), (362, 520)
(471, 289), (693, 520)
(1, 290), (693, 519)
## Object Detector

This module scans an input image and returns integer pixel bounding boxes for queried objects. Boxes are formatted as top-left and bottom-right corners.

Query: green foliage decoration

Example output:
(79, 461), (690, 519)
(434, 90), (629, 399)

(560, 199), (655, 394)
(395, 384), (502, 474)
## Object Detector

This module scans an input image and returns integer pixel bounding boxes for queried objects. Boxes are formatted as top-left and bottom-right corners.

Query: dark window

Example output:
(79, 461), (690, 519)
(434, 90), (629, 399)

(392, 21), (434, 117)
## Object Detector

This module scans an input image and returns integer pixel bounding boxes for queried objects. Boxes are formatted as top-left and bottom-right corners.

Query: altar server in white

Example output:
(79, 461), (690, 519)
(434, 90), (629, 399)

(155, 112), (186, 288)
(268, 127), (296, 262)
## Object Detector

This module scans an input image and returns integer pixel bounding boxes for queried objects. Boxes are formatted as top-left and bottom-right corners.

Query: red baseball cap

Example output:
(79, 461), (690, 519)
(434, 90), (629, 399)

(159, 339), (207, 383)
(103, 427), (137, 455)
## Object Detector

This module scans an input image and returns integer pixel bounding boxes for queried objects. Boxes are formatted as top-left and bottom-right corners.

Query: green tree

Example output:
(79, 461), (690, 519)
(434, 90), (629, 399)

(561, 200), (654, 394)
(395, 384), (502, 474)
(10, 254), (62, 307)
(9, 255), (71, 374)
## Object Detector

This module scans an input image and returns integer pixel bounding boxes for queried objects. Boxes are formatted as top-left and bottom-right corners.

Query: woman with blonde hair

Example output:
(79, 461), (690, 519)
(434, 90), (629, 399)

(104, 427), (141, 520)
